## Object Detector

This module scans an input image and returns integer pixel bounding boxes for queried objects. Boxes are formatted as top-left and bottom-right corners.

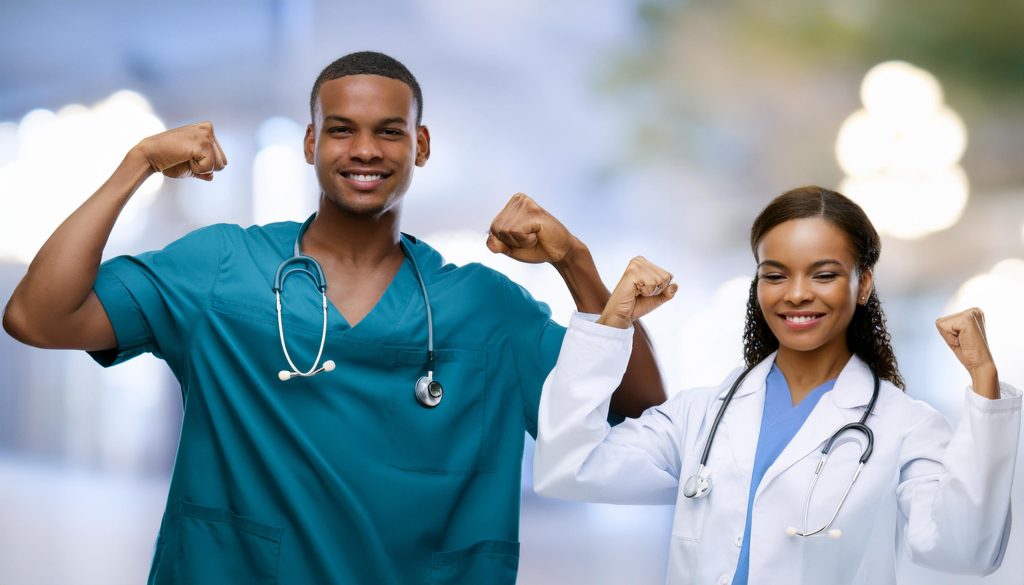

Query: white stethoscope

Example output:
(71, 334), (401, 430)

(272, 214), (444, 408)
(682, 364), (880, 539)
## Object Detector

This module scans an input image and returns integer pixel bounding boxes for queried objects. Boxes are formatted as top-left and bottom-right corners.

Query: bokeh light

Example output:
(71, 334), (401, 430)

(674, 275), (750, 392)
(860, 61), (943, 129)
(0, 92), (165, 263)
(252, 117), (318, 225)
(835, 61), (968, 240)
(840, 166), (968, 240)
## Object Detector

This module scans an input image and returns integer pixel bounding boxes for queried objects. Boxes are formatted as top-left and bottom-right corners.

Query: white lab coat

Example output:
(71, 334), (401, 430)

(534, 313), (1022, 585)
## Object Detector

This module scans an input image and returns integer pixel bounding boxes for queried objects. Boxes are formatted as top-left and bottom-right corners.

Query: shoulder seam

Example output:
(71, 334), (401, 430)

(181, 224), (226, 374)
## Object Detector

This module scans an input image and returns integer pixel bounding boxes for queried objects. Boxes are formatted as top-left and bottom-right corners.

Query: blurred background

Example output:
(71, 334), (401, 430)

(1, 0), (1022, 583)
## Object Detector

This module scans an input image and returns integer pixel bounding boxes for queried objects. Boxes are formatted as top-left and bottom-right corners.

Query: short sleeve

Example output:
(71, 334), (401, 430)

(87, 224), (226, 370)
(497, 279), (566, 438)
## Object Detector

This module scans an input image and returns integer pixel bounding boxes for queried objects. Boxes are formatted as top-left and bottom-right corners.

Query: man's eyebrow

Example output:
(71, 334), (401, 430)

(322, 115), (409, 126)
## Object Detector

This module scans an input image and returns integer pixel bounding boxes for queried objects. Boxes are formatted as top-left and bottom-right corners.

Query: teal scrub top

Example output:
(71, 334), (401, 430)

(88, 221), (566, 585)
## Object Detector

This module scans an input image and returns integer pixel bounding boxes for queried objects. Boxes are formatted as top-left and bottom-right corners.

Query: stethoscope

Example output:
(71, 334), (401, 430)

(682, 363), (880, 540)
(272, 214), (444, 408)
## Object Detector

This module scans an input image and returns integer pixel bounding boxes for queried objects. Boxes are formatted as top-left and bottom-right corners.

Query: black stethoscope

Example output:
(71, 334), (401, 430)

(272, 214), (444, 408)
(682, 362), (880, 539)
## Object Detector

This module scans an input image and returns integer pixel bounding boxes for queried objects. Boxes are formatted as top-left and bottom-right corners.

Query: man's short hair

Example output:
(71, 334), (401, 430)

(310, 51), (423, 125)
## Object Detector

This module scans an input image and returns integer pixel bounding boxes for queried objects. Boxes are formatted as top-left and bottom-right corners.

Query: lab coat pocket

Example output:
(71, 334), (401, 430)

(430, 539), (520, 585)
(388, 348), (488, 474)
(672, 489), (711, 542)
(171, 501), (283, 585)
(672, 455), (710, 542)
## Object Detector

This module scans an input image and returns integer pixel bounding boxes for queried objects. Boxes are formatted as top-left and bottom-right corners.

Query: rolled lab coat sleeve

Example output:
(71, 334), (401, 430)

(898, 383), (1022, 575)
(534, 312), (681, 505)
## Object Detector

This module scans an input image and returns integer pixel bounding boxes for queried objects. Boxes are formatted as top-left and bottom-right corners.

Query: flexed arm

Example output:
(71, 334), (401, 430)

(2, 122), (227, 350)
(487, 193), (672, 417)
(935, 308), (999, 399)
(899, 308), (1020, 575)
(534, 256), (682, 503)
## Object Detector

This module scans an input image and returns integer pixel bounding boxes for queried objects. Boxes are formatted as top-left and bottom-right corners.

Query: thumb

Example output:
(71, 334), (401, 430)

(486, 233), (512, 256)
(634, 283), (678, 317)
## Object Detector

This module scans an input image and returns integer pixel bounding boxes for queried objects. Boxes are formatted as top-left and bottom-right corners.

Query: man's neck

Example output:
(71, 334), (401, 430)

(302, 201), (404, 267)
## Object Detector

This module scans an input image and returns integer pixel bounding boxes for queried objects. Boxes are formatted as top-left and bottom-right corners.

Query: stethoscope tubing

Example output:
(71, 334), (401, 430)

(697, 364), (880, 469)
(274, 285), (329, 378)
(273, 214), (435, 384)
(686, 360), (881, 537)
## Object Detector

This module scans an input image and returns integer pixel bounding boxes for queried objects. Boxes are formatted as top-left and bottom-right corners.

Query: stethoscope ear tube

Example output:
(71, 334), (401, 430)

(275, 287), (330, 380)
(791, 371), (879, 538)
(274, 215), (441, 408)
(274, 257), (327, 293)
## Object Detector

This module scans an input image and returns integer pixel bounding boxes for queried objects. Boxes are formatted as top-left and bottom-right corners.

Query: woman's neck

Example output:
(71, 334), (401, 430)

(774, 344), (852, 405)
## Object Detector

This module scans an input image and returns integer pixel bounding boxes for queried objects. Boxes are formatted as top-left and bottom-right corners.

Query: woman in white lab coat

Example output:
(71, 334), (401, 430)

(534, 186), (1021, 585)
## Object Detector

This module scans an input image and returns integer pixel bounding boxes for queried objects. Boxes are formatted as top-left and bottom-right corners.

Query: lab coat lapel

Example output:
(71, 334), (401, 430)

(711, 356), (775, 481)
(754, 356), (876, 499)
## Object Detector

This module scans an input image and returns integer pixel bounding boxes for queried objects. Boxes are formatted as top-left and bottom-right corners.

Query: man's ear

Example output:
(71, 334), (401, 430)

(304, 123), (316, 165)
(415, 125), (431, 167)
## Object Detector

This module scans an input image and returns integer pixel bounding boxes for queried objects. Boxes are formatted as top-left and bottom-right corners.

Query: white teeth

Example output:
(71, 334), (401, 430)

(786, 315), (818, 323)
(350, 173), (383, 182)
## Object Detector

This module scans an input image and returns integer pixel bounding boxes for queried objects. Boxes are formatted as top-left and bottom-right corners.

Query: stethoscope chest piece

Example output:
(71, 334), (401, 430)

(683, 464), (712, 498)
(415, 376), (443, 408)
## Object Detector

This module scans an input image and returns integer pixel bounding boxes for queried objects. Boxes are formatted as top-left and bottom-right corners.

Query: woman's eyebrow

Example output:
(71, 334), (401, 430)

(808, 259), (844, 269)
(757, 259), (844, 270)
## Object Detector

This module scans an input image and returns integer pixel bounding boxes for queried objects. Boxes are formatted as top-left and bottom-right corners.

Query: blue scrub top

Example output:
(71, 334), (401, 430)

(88, 222), (566, 585)
(732, 364), (836, 585)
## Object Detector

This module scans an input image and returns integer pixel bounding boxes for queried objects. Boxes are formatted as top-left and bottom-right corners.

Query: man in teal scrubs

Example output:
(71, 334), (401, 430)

(3, 52), (664, 584)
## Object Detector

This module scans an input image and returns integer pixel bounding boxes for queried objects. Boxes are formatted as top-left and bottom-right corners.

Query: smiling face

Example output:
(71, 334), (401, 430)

(755, 217), (872, 358)
(304, 74), (430, 218)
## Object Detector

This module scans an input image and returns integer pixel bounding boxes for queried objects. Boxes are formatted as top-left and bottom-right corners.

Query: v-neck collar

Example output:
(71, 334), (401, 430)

(762, 363), (836, 426)
(276, 223), (422, 343)
(326, 254), (415, 338)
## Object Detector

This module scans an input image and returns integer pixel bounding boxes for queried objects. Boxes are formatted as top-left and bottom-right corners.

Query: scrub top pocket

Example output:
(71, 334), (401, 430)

(388, 348), (489, 474)
(430, 540), (520, 585)
(167, 501), (283, 585)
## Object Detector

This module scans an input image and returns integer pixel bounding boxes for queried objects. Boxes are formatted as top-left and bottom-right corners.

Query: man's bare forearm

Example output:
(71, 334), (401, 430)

(2, 149), (153, 347)
(553, 239), (667, 417)
(4, 122), (227, 349)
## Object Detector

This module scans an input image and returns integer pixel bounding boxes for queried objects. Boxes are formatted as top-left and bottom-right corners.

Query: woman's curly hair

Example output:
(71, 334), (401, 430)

(741, 186), (905, 390)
